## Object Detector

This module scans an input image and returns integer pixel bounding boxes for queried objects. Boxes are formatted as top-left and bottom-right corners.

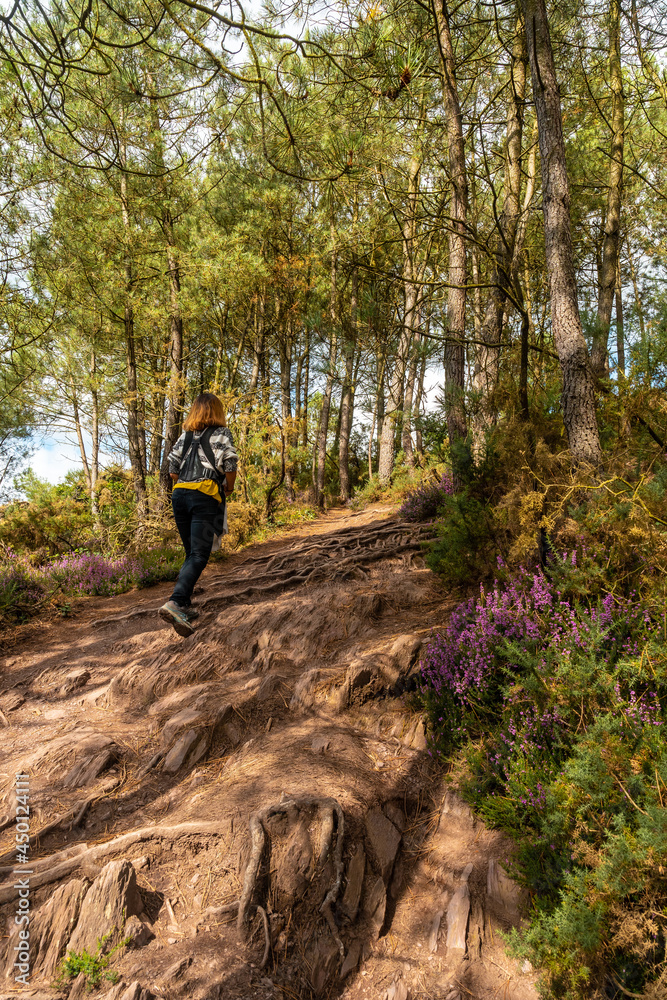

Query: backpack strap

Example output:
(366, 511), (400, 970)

(179, 430), (194, 469)
(199, 427), (226, 492)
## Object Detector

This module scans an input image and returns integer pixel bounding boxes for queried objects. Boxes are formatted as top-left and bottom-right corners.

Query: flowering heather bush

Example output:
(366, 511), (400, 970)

(420, 553), (667, 998)
(398, 472), (454, 522)
(49, 553), (144, 596)
(0, 545), (182, 625)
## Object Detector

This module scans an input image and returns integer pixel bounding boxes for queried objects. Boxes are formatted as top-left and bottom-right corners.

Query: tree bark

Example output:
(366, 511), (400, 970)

(119, 136), (148, 522)
(314, 222), (339, 507)
(70, 374), (91, 491)
(90, 348), (100, 521)
(615, 256), (625, 376)
(592, 0), (624, 379)
(432, 0), (468, 475)
(338, 263), (357, 500)
(522, 0), (602, 467)
(471, 23), (527, 454)
(378, 155), (421, 480)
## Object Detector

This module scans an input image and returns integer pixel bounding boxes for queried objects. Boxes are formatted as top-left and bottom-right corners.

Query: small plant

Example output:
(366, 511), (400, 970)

(398, 471), (454, 522)
(55, 932), (129, 991)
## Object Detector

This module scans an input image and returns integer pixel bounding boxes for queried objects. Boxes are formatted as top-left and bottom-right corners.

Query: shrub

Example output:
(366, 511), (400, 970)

(420, 554), (667, 998)
(398, 472), (454, 522)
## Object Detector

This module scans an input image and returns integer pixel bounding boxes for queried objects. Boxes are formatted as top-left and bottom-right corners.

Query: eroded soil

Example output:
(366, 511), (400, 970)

(0, 504), (539, 1000)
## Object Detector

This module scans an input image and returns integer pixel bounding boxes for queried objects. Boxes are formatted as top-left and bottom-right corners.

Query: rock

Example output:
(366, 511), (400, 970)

(341, 845), (366, 921)
(147, 685), (211, 717)
(290, 669), (321, 711)
(347, 661), (373, 691)
(115, 983), (155, 1000)
(383, 802), (406, 833)
(68, 972), (89, 1000)
(0, 690), (25, 712)
(522, 959), (534, 973)
(354, 593), (385, 619)
(162, 729), (200, 773)
(124, 914), (154, 948)
(223, 721), (242, 746)
(258, 630), (272, 651)
(66, 859), (143, 955)
(410, 720), (427, 750)
(311, 736), (331, 754)
(428, 909), (444, 953)
(339, 939), (361, 979)
(161, 956), (192, 981)
(62, 732), (117, 789)
(364, 877), (386, 937)
(390, 634), (422, 673)
(256, 674), (280, 701)
(487, 859), (524, 924)
(131, 856), (150, 870)
(441, 790), (475, 830)
(3, 877), (89, 980)
(445, 882), (470, 956)
(62, 668), (91, 693)
(385, 980), (409, 1000)
(308, 932), (339, 992)
(467, 900), (486, 960)
(364, 808), (401, 882)
(161, 707), (206, 747)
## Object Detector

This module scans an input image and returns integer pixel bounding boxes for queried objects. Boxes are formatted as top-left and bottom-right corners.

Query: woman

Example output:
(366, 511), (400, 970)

(159, 392), (237, 637)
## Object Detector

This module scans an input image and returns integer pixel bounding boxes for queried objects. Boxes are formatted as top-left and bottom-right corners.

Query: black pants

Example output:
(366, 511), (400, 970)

(170, 488), (225, 606)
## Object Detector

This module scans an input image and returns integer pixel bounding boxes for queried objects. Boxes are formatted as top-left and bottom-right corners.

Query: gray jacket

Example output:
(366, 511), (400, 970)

(168, 426), (238, 485)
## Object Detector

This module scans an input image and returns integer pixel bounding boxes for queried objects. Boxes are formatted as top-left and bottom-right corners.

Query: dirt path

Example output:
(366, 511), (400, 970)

(0, 504), (538, 1000)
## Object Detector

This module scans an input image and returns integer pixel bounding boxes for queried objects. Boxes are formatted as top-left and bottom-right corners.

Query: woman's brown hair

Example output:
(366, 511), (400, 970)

(183, 393), (226, 431)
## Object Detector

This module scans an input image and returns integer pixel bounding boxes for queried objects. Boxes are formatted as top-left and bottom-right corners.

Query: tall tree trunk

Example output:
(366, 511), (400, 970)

(471, 23), (527, 455)
(279, 320), (294, 498)
(90, 348), (100, 521)
(615, 256), (625, 376)
(70, 374), (91, 491)
(433, 0), (468, 477)
(119, 138), (148, 522)
(338, 272), (357, 500)
(213, 303), (229, 390)
(315, 332), (337, 507)
(315, 223), (339, 506)
(159, 215), (185, 492)
(378, 155), (421, 480)
(402, 328), (421, 467)
(301, 327), (310, 448)
(369, 350), (386, 479)
(414, 347), (428, 457)
(592, 0), (624, 379)
(522, 0), (602, 467)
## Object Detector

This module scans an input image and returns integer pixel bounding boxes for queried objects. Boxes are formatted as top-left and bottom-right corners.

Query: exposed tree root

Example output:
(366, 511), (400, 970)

(236, 795), (345, 961)
(0, 778), (120, 868)
(0, 822), (224, 904)
(202, 538), (431, 608)
(89, 519), (434, 627)
(257, 904), (271, 968)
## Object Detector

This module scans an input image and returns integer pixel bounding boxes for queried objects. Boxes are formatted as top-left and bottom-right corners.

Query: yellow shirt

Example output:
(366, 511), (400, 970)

(173, 479), (222, 503)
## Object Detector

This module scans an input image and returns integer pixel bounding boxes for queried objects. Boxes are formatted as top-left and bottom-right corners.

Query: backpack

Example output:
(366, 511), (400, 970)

(179, 427), (227, 496)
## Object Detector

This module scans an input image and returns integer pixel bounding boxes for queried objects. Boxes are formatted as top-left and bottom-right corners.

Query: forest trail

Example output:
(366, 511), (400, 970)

(0, 503), (538, 1000)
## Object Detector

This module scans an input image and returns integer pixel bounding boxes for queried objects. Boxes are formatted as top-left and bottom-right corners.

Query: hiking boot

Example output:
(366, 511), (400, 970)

(182, 604), (200, 621)
(158, 600), (195, 637)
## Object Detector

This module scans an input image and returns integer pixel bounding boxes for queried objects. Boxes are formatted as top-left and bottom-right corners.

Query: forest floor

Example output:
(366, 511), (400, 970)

(0, 503), (539, 1000)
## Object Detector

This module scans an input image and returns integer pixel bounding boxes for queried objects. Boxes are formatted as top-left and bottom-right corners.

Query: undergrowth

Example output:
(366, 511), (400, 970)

(411, 426), (667, 999)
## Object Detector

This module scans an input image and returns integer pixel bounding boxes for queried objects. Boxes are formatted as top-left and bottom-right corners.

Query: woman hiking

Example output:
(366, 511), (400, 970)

(159, 392), (237, 637)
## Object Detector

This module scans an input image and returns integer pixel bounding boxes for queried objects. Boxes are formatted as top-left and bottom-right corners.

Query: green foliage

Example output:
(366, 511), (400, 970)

(426, 441), (509, 586)
(55, 932), (130, 991)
